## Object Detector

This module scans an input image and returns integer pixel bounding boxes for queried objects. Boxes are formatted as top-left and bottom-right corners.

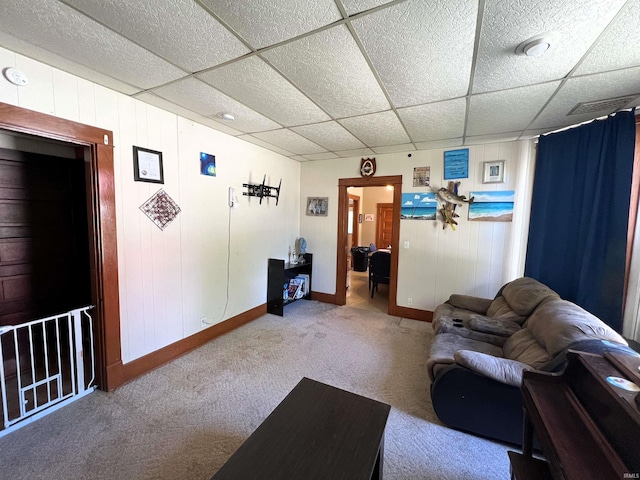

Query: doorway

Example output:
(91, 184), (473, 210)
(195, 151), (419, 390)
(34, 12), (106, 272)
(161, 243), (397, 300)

(336, 175), (402, 316)
(0, 102), (121, 391)
(0, 147), (91, 324)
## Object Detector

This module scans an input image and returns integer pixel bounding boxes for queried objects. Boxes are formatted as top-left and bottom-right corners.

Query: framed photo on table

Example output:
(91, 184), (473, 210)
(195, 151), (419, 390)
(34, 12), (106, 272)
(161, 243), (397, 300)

(482, 160), (505, 184)
(133, 146), (164, 184)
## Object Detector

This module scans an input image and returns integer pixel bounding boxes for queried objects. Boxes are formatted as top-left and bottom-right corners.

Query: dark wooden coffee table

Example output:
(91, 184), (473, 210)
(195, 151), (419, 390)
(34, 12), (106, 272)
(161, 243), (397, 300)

(211, 377), (391, 480)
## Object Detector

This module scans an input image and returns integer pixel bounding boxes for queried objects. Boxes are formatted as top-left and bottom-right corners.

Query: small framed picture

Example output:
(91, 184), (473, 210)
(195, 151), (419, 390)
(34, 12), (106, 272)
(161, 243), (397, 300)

(306, 197), (328, 216)
(483, 160), (505, 184)
(133, 146), (164, 184)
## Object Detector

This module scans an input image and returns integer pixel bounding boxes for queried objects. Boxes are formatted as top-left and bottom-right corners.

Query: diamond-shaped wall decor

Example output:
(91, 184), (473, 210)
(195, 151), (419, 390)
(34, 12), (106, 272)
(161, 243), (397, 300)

(140, 189), (181, 230)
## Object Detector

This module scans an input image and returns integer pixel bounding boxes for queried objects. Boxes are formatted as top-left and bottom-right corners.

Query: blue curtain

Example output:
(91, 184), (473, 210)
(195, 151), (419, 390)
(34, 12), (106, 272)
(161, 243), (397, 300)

(524, 111), (636, 332)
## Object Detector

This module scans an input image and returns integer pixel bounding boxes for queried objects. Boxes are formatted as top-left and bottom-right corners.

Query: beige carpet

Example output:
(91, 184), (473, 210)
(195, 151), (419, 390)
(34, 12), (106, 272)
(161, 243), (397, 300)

(0, 301), (511, 479)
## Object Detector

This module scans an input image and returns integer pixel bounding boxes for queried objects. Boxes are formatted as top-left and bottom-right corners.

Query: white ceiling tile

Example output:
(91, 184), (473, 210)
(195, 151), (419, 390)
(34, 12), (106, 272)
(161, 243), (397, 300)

(473, 0), (627, 93)
(574, 1), (640, 76)
(200, 0), (342, 49)
(467, 82), (560, 137)
(341, 0), (395, 16)
(372, 144), (415, 154)
(135, 92), (243, 136)
(237, 134), (296, 156)
(335, 148), (376, 158)
(530, 67), (640, 129)
(520, 128), (556, 140)
(0, 0), (186, 90)
(0, 31), (141, 95)
(290, 155), (307, 162)
(398, 98), (467, 143)
(62, 0), (249, 73)
(151, 78), (281, 133)
(198, 56), (331, 126)
(339, 111), (410, 146)
(262, 25), (389, 118)
(250, 129), (327, 155)
(302, 152), (341, 161)
(291, 122), (366, 151)
(415, 138), (463, 151)
(352, 0), (478, 107)
(464, 133), (521, 145)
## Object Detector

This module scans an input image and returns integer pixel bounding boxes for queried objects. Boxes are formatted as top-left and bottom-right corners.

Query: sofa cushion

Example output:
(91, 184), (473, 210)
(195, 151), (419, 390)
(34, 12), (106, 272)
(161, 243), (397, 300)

(427, 333), (503, 381)
(485, 296), (527, 324)
(468, 315), (522, 337)
(502, 329), (550, 369)
(435, 316), (510, 346)
(454, 350), (534, 387)
(526, 299), (628, 357)
(499, 277), (559, 316)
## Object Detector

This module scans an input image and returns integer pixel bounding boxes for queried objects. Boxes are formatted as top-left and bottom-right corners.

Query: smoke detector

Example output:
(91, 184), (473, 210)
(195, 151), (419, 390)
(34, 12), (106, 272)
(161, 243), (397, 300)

(516, 32), (559, 57)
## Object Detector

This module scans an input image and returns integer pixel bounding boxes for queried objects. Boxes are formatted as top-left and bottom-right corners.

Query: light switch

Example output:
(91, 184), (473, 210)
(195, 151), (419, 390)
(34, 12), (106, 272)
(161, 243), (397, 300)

(404, 241), (410, 249)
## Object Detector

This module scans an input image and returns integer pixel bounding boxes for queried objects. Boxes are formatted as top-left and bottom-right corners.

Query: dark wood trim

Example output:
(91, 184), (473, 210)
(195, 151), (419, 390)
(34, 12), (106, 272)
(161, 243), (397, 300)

(311, 291), (338, 305)
(0, 103), (113, 146)
(121, 304), (267, 385)
(0, 102), (120, 390)
(337, 176), (402, 313)
(393, 306), (433, 322)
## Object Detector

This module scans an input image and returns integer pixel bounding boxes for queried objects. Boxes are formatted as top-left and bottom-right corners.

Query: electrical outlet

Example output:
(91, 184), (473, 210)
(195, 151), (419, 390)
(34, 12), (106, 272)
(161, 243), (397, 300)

(408, 297), (413, 306)
(200, 317), (207, 327)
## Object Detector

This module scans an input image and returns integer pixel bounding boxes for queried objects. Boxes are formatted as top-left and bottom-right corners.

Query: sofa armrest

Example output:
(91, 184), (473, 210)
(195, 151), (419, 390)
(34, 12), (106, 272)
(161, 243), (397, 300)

(447, 294), (492, 314)
(454, 350), (533, 387)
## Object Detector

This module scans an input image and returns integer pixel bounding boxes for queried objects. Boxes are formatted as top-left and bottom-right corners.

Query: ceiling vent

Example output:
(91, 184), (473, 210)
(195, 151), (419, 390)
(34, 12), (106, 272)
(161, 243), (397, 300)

(568, 95), (638, 116)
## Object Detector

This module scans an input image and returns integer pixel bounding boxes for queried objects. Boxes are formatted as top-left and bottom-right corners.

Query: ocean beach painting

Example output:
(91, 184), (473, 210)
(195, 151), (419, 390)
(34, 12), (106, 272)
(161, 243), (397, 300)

(469, 190), (514, 222)
(401, 192), (437, 220)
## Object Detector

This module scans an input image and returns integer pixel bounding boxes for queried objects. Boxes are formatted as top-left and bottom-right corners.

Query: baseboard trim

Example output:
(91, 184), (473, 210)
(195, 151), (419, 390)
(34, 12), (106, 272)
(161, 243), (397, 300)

(311, 291), (338, 304)
(392, 305), (433, 322)
(119, 304), (267, 388)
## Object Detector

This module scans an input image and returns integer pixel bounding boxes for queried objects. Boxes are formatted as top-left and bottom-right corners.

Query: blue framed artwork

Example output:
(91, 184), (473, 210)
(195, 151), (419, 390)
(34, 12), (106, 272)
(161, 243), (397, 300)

(200, 152), (216, 176)
(400, 192), (437, 220)
(444, 149), (469, 180)
(468, 190), (514, 222)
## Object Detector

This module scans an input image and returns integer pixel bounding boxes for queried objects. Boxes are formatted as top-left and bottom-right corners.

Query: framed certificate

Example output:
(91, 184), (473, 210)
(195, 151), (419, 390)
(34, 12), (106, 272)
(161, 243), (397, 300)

(133, 146), (164, 184)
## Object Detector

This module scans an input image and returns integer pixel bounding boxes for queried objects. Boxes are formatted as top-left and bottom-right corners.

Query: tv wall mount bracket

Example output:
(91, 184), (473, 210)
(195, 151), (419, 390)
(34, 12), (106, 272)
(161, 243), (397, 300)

(243, 175), (281, 205)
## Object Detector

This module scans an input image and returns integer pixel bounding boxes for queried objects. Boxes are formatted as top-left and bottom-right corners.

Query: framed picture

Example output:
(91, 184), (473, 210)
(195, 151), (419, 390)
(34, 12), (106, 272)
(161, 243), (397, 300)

(133, 146), (164, 184)
(413, 166), (430, 187)
(306, 197), (328, 216)
(364, 214), (374, 222)
(483, 160), (505, 184)
(444, 149), (469, 180)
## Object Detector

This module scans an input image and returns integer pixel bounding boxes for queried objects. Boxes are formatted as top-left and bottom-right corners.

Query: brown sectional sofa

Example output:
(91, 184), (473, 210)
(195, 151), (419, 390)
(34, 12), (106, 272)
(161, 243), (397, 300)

(427, 277), (638, 445)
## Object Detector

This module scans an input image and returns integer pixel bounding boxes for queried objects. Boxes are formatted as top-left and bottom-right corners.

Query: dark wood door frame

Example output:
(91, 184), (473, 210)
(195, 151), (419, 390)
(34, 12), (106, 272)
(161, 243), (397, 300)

(337, 176), (402, 315)
(0, 102), (122, 391)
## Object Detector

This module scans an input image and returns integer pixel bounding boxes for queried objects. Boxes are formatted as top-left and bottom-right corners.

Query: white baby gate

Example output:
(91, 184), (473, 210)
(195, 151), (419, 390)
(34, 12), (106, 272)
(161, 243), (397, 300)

(0, 306), (96, 437)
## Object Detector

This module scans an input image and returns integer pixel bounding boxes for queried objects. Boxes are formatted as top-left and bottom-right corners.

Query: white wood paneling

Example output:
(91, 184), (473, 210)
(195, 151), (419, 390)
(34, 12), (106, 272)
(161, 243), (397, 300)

(301, 140), (535, 311)
(0, 48), (302, 363)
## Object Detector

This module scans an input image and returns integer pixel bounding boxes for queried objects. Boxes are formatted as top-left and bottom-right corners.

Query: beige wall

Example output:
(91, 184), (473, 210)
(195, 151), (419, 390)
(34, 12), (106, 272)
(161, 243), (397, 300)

(301, 142), (536, 311)
(0, 47), (301, 363)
